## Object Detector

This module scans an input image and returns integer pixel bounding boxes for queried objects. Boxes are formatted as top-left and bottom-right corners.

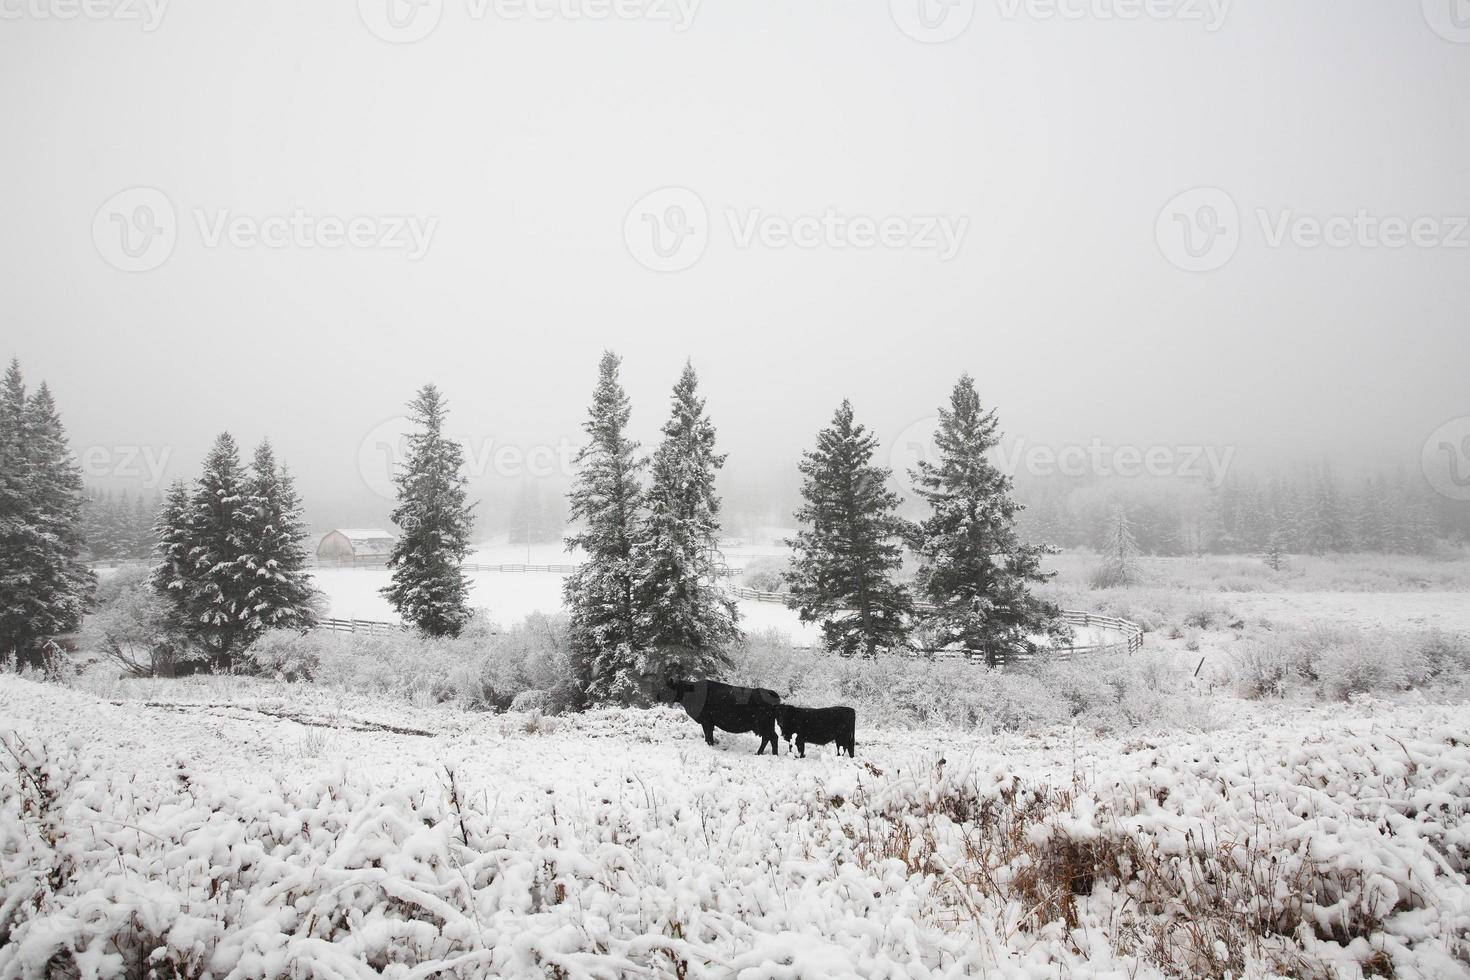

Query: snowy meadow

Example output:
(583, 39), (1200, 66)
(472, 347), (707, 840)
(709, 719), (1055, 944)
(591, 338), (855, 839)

(6, 549), (1470, 978)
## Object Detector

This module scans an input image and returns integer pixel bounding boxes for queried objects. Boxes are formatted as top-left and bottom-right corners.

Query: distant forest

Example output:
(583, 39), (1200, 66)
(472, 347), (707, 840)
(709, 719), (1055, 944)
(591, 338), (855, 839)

(86, 463), (1470, 564)
(1013, 467), (1466, 557)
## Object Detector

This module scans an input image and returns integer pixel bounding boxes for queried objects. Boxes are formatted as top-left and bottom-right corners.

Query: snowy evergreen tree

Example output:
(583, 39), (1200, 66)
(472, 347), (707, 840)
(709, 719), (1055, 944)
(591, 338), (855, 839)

(239, 441), (320, 635)
(1091, 506), (1142, 588)
(563, 352), (649, 706)
(0, 360), (36, 665)
(631, 362), (739, 695)
(786, 400), (912, 657)
(1264, 526), (1287, 571)
(179, 433), (255, 668)
(0, 367), (95, 668)
(908, 374), (1065, 663)
(381, 385), (476, 637)
(149, 480), (196, 645)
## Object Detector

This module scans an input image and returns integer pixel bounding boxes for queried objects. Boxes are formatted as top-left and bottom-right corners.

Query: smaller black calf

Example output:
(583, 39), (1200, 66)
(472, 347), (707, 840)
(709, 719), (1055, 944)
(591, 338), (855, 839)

(775, 705), (856, 758)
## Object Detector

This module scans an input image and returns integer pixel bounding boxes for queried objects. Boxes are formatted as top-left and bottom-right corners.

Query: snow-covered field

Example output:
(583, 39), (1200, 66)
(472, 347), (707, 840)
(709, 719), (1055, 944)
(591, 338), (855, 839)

(3, 676), (1467, 977)
(310, 566), (823, 645)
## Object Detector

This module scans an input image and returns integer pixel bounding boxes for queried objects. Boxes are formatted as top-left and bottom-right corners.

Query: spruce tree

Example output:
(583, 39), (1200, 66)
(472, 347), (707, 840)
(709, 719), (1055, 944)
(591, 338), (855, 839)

(908, 374), (1065, 663)
(0, 360), (36, 664)
(181, 433), (255, 668)
(786, 400), (912, 657)
(563, 352), (648, 705)
(632, 362), (739, 695)
(0, 372), (95, 667)
(1264, 526), (1287, 571)
(1091, 506), (1142, 588)
(240, 441), (320, 634)
(381, 385), (475, 637)
(150, 480), (195, 645)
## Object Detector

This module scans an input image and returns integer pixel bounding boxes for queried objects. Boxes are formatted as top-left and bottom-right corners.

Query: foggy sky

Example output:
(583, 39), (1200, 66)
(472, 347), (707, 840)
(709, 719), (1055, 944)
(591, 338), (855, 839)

(3, 0), (1467, 530)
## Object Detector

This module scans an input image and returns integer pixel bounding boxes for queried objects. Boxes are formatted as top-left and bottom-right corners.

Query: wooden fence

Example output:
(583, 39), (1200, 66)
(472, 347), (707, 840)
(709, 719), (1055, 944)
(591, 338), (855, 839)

(313, 618), (408, 636)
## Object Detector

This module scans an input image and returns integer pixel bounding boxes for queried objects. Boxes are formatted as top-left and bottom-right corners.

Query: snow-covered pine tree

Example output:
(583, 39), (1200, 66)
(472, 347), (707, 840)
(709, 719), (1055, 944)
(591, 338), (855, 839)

(179, 433), (255, 668)
(631, 361), (739, 698)
(1264, 526), (1287, 571)
(786, 399), (912, 657)
(1090, 506), (1142, 588)
(0, 359), (36, 665)
(150, 479), (196, 645)
(381, 385), (475, 637)
(908, 374), (1065, 663)
(0, 366), (95, 668)
(563, 353), (648, 706)
(239, 441), (320, 635)
(20, 383), (96, 661)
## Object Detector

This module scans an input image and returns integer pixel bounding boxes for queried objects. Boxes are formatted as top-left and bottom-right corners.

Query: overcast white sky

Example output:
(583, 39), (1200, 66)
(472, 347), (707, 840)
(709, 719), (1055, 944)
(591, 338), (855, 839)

(2, 0), (1467, 527)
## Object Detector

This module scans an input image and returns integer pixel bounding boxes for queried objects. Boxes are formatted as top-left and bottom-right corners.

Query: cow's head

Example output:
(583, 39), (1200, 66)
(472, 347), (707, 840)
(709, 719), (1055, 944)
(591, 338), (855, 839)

(663, 676), (693, 702)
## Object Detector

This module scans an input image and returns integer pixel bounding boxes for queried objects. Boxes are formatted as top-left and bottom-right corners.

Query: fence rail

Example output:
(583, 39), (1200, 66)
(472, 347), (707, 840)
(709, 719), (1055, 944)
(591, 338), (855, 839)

(312, 617), (407, 636)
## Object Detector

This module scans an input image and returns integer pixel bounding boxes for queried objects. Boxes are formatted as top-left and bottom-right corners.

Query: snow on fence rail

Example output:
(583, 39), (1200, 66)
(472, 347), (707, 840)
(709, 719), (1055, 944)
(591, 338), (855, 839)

(312, 617), (408, 636)
(725, 585), (1144, 661)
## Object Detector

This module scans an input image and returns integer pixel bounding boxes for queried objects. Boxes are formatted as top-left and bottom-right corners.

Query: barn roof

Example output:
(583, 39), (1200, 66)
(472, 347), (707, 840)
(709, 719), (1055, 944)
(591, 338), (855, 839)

(333, 528), (395, 540)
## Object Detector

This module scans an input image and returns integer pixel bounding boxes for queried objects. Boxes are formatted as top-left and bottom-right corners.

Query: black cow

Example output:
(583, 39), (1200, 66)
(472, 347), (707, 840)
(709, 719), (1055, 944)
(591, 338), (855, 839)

(665, 678), (782, 755)
(776, 705), (856, 758)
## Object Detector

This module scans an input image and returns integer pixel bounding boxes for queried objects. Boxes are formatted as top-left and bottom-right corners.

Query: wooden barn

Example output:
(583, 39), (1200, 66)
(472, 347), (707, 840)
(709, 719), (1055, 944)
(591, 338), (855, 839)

(316, 528), (396, 564)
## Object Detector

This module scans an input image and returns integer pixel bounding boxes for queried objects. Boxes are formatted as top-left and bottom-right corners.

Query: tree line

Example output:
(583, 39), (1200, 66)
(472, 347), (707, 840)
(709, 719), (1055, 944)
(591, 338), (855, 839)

(81, 488), (156, 561)
(1020, 467), (1455, 559)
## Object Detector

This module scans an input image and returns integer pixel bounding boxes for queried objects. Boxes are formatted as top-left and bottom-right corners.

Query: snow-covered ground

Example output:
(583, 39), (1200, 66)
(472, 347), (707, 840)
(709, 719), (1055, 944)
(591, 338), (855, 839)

(312, 545), (822, 643)
(1222, 590), (1470, 634)
(3, 676), (1467, 978)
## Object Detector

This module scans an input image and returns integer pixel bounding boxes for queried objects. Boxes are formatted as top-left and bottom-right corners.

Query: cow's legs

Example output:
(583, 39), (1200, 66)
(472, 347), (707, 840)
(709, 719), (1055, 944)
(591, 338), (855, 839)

(702, 721), (716, 746)
(757, 725), (778, 755)
(796, 736), (806, 758)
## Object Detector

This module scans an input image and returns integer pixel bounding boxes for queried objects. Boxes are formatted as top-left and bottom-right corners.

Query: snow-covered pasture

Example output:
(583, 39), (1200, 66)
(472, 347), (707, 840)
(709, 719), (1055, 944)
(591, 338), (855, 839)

(2, 677), (1467, 978)
(308, 565), (823, 645)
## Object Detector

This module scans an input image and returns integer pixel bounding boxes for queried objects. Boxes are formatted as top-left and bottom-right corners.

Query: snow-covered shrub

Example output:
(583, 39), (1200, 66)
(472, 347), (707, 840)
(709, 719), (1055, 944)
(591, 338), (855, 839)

(242, 627), (327, 681)
(238, 612), (575, 712)
(1230, 625), (1467, 701)
(509, 689), (550, 713)
(1231, 642), (1294, 698)
(739, 557), (788, 592)
(725, 635), (1203, 733)
(79, 566), (192, 677)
